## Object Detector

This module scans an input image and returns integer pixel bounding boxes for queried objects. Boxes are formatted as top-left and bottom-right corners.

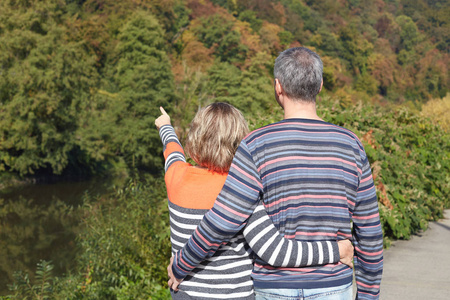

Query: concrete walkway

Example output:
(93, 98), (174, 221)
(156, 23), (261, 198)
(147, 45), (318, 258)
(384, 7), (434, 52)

(378, 209), (450, 300)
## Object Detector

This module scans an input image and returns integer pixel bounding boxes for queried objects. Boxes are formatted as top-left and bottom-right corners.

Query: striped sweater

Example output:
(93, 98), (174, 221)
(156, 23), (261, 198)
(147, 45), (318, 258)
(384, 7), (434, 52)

(159, 125), (341, 299)
(171, 119), (384, 300)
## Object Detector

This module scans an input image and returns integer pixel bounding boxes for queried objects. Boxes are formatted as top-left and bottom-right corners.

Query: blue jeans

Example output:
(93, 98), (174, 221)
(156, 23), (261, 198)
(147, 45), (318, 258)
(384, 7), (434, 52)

(254, 282), (352, 300)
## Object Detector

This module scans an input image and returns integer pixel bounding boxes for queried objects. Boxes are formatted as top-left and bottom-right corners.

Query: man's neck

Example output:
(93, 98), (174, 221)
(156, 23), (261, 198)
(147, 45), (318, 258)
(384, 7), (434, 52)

(283, 98), (322, 121)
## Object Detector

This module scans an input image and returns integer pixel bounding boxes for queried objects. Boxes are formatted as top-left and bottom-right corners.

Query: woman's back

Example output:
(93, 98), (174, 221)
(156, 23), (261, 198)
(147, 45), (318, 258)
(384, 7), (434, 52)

(162, 125), (254, 299)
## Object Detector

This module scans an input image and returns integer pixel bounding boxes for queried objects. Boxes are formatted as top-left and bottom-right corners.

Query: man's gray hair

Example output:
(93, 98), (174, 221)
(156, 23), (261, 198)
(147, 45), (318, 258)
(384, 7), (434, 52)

(274, 47), (323, 103)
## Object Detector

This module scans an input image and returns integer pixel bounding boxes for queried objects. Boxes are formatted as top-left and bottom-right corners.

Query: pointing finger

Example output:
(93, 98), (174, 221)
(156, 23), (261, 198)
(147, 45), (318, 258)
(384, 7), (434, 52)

(160, 107), (169, 116)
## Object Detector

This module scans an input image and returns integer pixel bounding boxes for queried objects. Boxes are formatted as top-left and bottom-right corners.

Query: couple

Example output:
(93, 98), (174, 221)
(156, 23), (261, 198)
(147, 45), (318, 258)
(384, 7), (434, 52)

(155, 47), (383, 300)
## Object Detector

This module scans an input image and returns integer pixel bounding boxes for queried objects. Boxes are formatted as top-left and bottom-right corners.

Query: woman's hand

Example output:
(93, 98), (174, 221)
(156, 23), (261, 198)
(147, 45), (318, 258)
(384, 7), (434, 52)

(167, 256), (183, 291)
(338, 239), (354, 268)
(155, 107), (171, 130)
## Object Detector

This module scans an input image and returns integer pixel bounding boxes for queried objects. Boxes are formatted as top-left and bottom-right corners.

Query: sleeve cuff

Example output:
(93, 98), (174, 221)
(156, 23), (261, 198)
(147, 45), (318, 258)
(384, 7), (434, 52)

(331, 241), (340, 264)
(172, 263), (186, 280)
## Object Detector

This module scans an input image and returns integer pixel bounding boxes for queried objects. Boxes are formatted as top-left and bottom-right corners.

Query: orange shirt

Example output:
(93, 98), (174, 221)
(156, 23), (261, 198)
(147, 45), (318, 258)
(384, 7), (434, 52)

(164, 140), (228, 210)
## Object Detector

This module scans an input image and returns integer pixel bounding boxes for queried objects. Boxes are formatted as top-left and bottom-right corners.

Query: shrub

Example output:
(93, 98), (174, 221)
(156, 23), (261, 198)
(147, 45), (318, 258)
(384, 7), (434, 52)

(318, 96), (450, 244)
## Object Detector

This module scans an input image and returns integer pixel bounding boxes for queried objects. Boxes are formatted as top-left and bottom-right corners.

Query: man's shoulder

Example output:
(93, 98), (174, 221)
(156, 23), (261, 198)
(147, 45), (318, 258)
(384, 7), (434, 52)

(326, 122), (362, 143)
(243, 119), (366, 155)
(245, 119), (360, 140)
(244, 120), (285, 142)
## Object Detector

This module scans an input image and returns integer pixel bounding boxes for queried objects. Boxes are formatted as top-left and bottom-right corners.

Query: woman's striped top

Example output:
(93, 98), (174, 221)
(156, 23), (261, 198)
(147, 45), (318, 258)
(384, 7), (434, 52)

(159, 125), (341, 299)
(171, 119), (384, 300)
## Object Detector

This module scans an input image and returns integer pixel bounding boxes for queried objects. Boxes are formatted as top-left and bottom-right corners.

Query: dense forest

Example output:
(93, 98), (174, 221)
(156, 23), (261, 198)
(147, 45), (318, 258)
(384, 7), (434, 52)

(0, 0), (449, 298)
(0, 0), (448, 177)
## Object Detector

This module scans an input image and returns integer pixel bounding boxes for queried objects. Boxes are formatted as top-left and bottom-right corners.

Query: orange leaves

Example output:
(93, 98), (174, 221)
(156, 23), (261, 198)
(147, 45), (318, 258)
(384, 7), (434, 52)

(377, 182), (393, 210)
(233, 20), (261, 55)
(362, 129), (377, 150)
(186, 0), (222, 19)
(367, 52), (395, 89)
(178, 30), (214, 71)
(371, 160), (393, 210)
(271, 2), (286, 27)
(259, 21), (283, 54)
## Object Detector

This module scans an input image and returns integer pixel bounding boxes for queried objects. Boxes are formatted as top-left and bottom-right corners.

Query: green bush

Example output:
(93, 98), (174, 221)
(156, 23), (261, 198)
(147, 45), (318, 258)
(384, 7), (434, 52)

(68, 177), (171, 298)
(3, 177), (172, 299)
(318, 97), (450, 244)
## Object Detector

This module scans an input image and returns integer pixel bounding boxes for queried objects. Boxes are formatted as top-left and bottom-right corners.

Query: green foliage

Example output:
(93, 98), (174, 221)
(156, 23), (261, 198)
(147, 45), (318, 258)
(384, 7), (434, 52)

(75, 11), (176, 172)
(338, 25), (374, 74)
(107, 12), (175, 169)
(0, 0), (99, 175)
(238, 10), (263, 32)
(6, 260), (54, 300)
(193, 15), (248, 64)
(278, 30), (293, 47)
(396, 15), (421, 52)
(355, 73), (378, 95)
(318, 97), (450, 243)
(50, 177), (171, 298)
(309, 27), (343, 58)
(0, 2), (179, 177)
(1, 177), (171, 298)
(202, 57), (275, 116)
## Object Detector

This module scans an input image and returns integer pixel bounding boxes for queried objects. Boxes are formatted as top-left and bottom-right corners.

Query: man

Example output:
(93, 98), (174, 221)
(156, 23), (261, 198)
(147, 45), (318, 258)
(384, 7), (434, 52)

(168, 47), (383, 299)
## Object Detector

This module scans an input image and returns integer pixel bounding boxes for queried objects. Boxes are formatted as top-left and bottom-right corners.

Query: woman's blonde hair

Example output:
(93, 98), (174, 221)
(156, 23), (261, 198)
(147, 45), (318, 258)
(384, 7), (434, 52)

(185, 102), (249, 173)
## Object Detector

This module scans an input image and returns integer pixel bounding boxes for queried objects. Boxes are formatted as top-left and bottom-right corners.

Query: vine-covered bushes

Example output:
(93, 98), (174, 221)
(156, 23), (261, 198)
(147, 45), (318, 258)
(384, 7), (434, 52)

(318, 97), (450, 245)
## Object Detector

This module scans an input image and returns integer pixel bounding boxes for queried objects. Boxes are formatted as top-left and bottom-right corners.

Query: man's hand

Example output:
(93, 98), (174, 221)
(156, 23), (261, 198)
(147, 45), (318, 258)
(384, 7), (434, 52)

(167, 256), (183, 291)
(338, 239), (354, 268)
(155, 107), (171, 130)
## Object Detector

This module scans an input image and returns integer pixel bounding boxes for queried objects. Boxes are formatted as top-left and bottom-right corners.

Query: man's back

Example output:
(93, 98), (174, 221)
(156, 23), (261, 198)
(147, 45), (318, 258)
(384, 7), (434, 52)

(232, 118), (382, 296)
(245, 118), (361, 288)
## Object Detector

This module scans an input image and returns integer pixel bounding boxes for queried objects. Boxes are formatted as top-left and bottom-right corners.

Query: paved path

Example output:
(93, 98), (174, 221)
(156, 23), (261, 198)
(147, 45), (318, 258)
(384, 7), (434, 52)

(373, 209), (450, 300)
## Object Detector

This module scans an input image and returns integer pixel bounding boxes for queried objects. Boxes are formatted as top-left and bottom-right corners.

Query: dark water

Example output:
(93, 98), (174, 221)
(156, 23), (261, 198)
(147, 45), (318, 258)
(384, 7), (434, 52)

(0, 177), (123, 295)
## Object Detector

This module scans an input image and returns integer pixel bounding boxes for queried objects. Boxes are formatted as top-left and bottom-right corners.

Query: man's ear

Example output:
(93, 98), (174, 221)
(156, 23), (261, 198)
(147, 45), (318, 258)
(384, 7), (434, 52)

(319, 79), (323, 93)
(275, 79), (283, 96)
(274, 78), (285, 108)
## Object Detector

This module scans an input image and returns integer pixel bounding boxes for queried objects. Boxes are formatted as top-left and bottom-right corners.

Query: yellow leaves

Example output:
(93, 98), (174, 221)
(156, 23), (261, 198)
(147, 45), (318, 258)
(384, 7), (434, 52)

(259, 21), (282, 53)
(178, 30), (214, 71)
(321, 55), (347, 90)
(97, 89), (119, 99)
(334, 88), (353, 109)
(421, 93), (450, 132)
(233, 19), (261, 55)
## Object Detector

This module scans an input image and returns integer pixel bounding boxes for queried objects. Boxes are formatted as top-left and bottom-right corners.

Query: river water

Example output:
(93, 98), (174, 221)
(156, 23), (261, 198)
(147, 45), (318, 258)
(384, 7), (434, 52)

(0, 177), (123, 295)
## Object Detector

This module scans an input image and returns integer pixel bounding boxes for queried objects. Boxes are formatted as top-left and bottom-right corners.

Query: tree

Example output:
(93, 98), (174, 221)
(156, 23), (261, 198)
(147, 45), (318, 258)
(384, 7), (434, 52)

(77, 12), (176, 172)
(202, 52), (275, 117)
(338, 25), (374, 74)
(0, 0), (99, 175)
(193, 14), (249, 64)
(396, 15), (421, 52)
